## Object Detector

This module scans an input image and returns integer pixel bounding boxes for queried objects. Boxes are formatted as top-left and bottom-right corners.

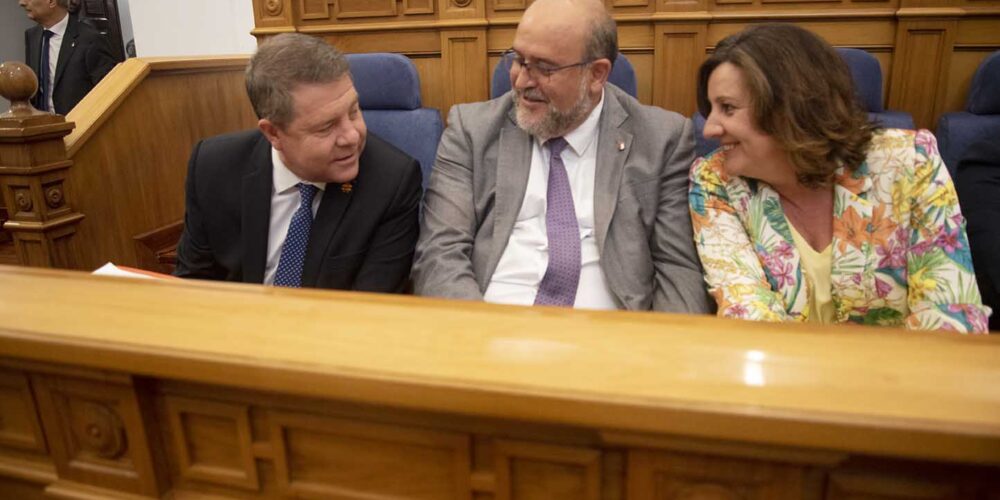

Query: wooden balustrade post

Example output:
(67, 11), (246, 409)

(0, 62), (84, 268)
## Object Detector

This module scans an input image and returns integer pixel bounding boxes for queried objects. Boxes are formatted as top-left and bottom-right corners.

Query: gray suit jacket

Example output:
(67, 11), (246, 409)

(413, 84), (711, 313)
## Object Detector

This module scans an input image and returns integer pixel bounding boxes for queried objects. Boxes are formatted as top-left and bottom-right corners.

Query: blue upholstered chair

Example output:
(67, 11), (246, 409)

(692, 48), (916, 158)
(346, 53), (444, 191)
(835, 48), (916, 130)
(490, 52), (638, 99)
(936, 50), (1000, 176)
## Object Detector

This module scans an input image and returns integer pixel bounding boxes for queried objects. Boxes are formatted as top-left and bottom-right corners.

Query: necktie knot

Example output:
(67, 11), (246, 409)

(297, 183), (318, 209)
(547, 137), (569, 158)
(43, 30), (54, 39)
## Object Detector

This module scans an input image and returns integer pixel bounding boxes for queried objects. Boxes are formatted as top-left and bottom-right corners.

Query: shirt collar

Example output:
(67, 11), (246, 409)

(271, 147), (327, 195)
(48, 12), (69, 36)
(547, 89), (604, 156)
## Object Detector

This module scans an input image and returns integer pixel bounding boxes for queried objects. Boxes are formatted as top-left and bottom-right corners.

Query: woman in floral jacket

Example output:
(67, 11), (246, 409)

(689, 24), (990, 332)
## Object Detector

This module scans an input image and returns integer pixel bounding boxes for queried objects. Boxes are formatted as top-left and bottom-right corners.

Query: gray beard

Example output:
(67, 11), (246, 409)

(513, 77), (593, 140)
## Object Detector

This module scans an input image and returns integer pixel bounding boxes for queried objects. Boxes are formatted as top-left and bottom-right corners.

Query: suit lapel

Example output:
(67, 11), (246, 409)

(27, 27), (42, 72)
(487, 108), (533, 279)
(241, 137), (273, 284)
(594, 89), (631, 251)
(53, 16), (79, 90)
(300, 181), (352, 288)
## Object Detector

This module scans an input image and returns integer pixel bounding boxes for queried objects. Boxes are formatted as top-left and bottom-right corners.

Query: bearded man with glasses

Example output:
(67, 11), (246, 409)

(414, 0), (710, 313)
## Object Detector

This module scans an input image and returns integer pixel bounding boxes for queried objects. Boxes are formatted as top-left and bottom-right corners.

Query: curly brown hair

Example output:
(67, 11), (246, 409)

(696, 24), (876, 188)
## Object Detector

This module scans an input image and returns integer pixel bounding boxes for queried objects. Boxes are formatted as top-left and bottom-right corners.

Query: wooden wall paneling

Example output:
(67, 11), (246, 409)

(942, 48), (993, 114)
(494, 439), (602, 500)
(410, 56), (448, 115)
(0, 370), (47, 454)
(441, 30), (489, 115)
(493, 0), (528, 12)
(888, 19), (958, 129)
(30, 374), (165, 497)
(270, 410), (471, 499)
(659, 0), (708, 12)
(327, 30), (442, 54)
(653, 23), (708, 116)
(626, 449), (810, 500)
(335, 0), (399, 19)
(404, 0), (437, 16)
(440, 0), (487, 19)
(253, 0), (295, 30)
(164, 396), (258, 491)
(301, 0), (335, 20)
(826, 471), (960, 499)
(625, 51), (655, 104)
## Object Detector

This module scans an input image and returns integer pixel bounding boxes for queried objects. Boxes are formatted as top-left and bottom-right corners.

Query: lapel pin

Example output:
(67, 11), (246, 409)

(618, 141), (625, 151)
(341, 182), (353, 193)
(71, 42), (76, 48)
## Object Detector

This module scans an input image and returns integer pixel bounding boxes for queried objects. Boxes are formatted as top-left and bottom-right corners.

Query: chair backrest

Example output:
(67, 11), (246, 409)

(692, 48), (916, 158)
(835, 47), (916, 130)
(936, 50), (1000, 175)
(346, 53), (444, 191)
(490, 52), (638, 99)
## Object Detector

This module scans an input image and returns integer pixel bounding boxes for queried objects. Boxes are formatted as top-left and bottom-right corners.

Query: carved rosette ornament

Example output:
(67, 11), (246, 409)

(265, 0), (283, 16)
(452, 0), (473, 7)
(14, 191), (32, 212)
(45, 186), (64, 208)
(74, 402), (127, 459)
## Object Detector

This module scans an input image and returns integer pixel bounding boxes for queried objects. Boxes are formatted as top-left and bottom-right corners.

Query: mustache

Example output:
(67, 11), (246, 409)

(516, 88), (547, 102)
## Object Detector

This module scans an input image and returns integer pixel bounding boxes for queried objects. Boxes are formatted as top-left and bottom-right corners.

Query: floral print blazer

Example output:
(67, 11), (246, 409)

(689, 128), (990, 333)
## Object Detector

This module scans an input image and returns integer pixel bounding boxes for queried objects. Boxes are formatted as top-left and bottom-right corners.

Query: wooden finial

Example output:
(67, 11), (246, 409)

(0, 61), (46, 118)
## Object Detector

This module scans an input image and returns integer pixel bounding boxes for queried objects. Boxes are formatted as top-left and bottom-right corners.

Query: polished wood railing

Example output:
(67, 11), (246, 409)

(0, 265), (997, 498)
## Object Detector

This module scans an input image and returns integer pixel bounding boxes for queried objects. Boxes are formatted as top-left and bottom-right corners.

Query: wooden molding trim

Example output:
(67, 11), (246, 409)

(64, 60), (150, 157)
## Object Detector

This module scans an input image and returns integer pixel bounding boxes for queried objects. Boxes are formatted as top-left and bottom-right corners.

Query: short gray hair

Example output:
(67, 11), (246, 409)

(245, 33), (351, 126)
(584, 4), (617, 65)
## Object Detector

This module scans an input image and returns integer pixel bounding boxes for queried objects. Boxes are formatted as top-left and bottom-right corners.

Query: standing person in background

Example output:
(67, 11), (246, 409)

(20, 0), (117, 115)
(689, 23), (989, 332)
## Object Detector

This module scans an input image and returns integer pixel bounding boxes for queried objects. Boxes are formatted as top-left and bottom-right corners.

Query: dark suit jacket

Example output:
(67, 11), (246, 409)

(25, 15), (117, 115)
(174, 130), (422, 293)
(955, 138), (1000, 331)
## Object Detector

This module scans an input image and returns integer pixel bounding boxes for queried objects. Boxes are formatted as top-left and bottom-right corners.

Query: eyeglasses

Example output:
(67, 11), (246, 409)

(501, 49), (592, 81)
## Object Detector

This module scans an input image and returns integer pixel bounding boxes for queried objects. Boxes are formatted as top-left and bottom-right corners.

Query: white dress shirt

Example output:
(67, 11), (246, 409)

(42, 13), (69, 113)
(484, 92), (617, 309)
(264, 148), (326, 285)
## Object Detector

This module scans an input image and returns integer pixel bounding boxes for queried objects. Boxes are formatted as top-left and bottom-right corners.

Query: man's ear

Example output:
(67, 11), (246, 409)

(258, 119), (282, 151)
(589, 58), (612, 91)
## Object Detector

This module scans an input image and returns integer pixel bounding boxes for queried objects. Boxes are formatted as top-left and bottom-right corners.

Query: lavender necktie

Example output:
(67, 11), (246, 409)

(534, 137), (581, 307)
(274, 183), (318, 288)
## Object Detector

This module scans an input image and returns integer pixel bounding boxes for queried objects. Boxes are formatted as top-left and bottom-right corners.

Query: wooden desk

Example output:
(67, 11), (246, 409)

(0, 265), (997, 499)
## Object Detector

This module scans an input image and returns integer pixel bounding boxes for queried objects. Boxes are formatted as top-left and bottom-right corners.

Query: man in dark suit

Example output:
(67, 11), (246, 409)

(955, 137), (1000, 331)
(21, 0), (117, 115)
(174, 34), (422, 292)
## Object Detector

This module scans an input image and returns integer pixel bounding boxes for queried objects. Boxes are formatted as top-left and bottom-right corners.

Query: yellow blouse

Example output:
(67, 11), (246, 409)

(787, 221), (836, 324)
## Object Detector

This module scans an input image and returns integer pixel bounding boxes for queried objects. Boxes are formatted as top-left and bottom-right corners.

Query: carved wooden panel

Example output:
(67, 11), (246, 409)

(627, 449), (807, 500)
(301, 0), (334, 19)
(0, 370), (46, 453)
(165, 396), (258, 490)
(653, 24), (707, 116)
(255, 0), (293, 28)
(441, 30), (489, 113)
(404, 0), (436, 15)
(826, 472), (960, 499)
(493, 0), (527, 11)
(30, 375), (163, 497)
(888, 20), (957, 129)
(494, 440), (602, 500)
(270, 411), (471, 498)
(336, 0), (399, 19)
